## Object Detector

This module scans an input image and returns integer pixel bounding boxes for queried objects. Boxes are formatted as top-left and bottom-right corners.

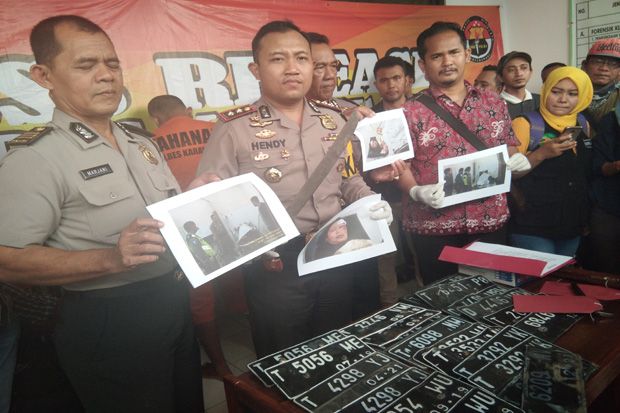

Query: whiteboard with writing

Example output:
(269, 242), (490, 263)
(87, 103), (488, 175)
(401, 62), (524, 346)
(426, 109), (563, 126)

(571, 0), (620, 65)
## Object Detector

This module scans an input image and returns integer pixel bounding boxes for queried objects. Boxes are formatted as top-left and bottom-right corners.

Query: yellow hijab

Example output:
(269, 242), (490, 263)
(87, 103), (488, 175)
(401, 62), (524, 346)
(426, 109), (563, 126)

(540, 66), (593, 132)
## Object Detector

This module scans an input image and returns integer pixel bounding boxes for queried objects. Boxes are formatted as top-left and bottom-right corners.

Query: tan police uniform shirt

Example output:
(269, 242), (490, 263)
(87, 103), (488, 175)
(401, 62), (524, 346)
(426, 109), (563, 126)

(0, 109), (180, 291)
(196, 98), (373, 234)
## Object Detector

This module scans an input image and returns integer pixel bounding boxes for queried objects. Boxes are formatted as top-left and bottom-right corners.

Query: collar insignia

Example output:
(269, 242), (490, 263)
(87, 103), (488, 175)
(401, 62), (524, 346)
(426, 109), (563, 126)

(70, 122), (98, 143)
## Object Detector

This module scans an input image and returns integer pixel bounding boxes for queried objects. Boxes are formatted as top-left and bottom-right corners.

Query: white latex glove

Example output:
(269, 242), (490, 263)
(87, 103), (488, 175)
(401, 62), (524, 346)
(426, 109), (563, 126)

(368, 200), (393, 225)
(506, 152), (531, 173)
(409, 182), (444, 209)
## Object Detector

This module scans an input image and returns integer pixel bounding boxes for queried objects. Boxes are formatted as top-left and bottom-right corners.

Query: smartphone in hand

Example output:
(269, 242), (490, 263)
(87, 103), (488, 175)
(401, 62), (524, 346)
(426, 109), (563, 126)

(562, 126), (582, 141)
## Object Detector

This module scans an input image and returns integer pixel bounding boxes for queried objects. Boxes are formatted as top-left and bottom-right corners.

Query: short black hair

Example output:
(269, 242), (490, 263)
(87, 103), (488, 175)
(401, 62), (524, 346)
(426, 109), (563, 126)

(30, 15), (109, 66)
(541, 62), (566, 72)
(147, 95), (185, 117)
(373, 56), (408, 78)
(481, 64), (498, 73)
(416, 21), (466, 61)
(251, 20), (308, 62)
(305, 32), (330, 46)
(404, 60), (415, 79)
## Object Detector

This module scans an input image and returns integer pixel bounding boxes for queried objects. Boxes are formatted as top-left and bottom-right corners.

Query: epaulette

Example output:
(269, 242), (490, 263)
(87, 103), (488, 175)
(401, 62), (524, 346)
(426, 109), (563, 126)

(216, 105), (256, 122)
(116, 121), (153, 138)
(308, 98), (342, 113)
(4, 126), (53, 151)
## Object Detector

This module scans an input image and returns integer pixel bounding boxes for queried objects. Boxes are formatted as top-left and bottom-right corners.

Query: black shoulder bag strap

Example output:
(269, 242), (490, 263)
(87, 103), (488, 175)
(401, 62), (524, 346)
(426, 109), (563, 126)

(416, 93), (487, 151)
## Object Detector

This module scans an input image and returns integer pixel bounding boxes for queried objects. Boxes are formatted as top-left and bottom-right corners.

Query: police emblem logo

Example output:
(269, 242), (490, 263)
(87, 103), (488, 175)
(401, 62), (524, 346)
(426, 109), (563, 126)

(280, 149), (290, 160)
(138, 143), (159, 165)
(264, 167), (282, 183)
(258, 105), (272, 119)
(254, 152), (269, 161)
(318, 114), (337, 130)
(255, 129), (276, 139)
(249, 116), (273, 128)
(462, 16), (495, 63)
(70, 122), (98, 143)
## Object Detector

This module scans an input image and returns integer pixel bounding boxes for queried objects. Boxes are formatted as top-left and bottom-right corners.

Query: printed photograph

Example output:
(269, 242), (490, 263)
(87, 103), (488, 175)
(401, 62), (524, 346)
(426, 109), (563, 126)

(355, 108), (414, 171)
(148, 173), (298, 287)
(438, 144), (511, 208)
(297, 195), (395, 276)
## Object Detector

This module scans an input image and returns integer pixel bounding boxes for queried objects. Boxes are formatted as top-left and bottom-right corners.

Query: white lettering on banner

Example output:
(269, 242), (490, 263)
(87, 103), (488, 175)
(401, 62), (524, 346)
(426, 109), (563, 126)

(154, 53), (237, 108)
(224, 53), (261, 104)
(1, 47), (421, 128)
(350, 50), (379, 95)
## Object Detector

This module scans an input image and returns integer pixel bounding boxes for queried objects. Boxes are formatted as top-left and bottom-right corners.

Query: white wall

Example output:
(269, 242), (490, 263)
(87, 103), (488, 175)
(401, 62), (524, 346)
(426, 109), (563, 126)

(447, 0), (571, 92)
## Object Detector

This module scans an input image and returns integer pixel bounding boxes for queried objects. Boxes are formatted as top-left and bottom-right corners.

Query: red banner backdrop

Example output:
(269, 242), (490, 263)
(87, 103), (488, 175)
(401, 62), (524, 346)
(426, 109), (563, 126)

(0, 0), (503, 150)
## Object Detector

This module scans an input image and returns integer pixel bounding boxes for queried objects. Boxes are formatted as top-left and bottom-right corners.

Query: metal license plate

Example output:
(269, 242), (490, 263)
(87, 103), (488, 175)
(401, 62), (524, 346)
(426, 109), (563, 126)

(453, 326), (531, 378)
(423, 329), (497, 374)
(312, 364), (430, 413)
(265, 335), (374, 399)
(513, 312), (582, 342)
(449, 387), (525, 413)
(248, 329), (351, 386)
(482, 304), (528, 327)
(340, 303), (425, 338)
(415, 276), (491, 310)
(413, 323), (489, 366)
(379, 371), (472, 413)
(456, 294), (514, 323)
(447, 285), (510, 315)
(388, 315), (472, 363)
(292, 352), (406, 413)
(362, 309), (442, 348)
(338, 367), (432, 413)
(497, 377), (524, 407)
(522, 345), (587, 413)
(468, 339), (531, 392)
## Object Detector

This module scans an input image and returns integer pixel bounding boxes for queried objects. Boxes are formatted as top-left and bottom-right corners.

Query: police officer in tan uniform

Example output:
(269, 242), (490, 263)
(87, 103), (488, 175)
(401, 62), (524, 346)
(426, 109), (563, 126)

(193, 20), (392, 357)
(0, 16), (202, 412)
(305, 31), (382, 318)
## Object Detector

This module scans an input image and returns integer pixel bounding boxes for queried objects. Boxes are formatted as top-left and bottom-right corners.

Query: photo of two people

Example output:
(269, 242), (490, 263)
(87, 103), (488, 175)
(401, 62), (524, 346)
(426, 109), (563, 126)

(438, 145), (511, 208)
(147, 174), (298, 287)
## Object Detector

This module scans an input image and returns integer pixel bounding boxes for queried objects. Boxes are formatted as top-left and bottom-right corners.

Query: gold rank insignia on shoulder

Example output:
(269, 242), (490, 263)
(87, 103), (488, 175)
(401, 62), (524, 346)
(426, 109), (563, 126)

(249, 115), (273, 127)
(307, 99), (320, 113)
(264, 167), (282, 183)
(138, 143), (158, 165)
(255, 129), (276, 139)
(310, 98), (344, 113)
(321, 133), (338, 141)
(216, 105), (256, 123)
(5, 126), (53, 151)
(318, 114), (337, 130)
(70, 122), (98, 143)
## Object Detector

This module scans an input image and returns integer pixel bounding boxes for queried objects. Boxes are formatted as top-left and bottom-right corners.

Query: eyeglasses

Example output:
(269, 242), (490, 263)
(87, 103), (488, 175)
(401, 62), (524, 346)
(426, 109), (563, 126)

(587, 57), (620, 69)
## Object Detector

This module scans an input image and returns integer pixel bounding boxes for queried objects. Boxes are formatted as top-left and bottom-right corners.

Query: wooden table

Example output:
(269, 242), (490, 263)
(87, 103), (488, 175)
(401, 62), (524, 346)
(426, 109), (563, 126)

(224, 269), (620, 413)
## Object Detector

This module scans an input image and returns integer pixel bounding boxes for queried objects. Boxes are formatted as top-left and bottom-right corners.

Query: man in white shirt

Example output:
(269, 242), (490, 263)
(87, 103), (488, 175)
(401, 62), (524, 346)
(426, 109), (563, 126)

(498, 51), (540, 118)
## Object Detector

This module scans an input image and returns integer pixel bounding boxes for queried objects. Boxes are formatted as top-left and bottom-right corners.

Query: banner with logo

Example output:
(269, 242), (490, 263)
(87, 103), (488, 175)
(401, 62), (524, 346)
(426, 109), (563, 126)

(0, 0), (503, 153)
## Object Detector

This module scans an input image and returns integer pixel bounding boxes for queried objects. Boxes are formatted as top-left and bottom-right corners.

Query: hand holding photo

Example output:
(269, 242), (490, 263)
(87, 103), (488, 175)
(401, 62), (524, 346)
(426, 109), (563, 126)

(354, 108), (413, 171)
(297, 194), (395, 276)
(147, 173), (299, 288)
(438, 145), (511, 208)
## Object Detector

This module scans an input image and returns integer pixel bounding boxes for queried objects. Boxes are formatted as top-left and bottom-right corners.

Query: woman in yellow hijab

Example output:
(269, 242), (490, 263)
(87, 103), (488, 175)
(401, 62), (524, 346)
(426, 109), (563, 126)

(509, 66), (593, 256)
